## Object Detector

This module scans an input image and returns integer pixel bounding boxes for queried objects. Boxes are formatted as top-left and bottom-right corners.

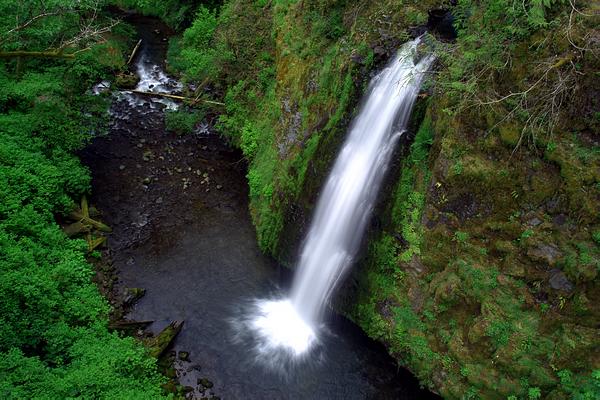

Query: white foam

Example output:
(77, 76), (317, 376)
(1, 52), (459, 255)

(251, 299), (317, 356)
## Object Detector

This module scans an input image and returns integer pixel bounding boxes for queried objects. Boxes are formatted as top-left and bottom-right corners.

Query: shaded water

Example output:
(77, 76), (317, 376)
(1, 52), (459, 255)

(83, 15), (439, 400)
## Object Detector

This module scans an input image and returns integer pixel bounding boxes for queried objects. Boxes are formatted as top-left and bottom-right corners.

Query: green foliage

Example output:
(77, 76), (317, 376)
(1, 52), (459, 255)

(165, 108), (204, 135)
(0, 4), (165, 397)
(112, 0), (209, 29)
(453, 231), (470, 243)
(593, 231), (600, 245)
(486, 319), (513, 348)
(527, 386), (542, 399)
(439, 0), (587, 141)
(519, 229), (534, 241)
(392, 115), (434, 263)
(455, 259), (499, 300)
(0, 0), (111, 52)
(557, 369), (600, 400)
(176, 5), (225, 81)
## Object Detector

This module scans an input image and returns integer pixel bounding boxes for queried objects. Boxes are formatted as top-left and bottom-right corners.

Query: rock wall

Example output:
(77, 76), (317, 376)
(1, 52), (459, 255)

(176, 1), (599, 398)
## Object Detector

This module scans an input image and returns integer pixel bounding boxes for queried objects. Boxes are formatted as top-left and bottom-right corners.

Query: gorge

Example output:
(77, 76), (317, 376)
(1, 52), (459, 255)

(0, 1), (598, 399)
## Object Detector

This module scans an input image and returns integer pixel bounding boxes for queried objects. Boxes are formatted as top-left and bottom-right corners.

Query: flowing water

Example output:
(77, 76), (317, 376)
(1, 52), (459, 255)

(84, 16), (439, 399)
(247, 39), (434, 359)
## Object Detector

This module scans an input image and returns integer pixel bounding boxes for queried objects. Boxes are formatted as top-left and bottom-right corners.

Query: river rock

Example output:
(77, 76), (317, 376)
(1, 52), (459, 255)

(527, 243), (562, 266)
(115, 73), (139, 89)
(122, 287), (145, 306)
(178, 351), (190, 361)
(548, 269), (573, 292)
(198, 378), (214, 388)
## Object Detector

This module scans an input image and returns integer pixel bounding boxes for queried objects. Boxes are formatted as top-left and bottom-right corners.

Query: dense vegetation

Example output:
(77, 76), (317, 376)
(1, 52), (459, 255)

(1, 0), (597, 398)
(165, 0), (599, 399)
(0, 1), (165, 398)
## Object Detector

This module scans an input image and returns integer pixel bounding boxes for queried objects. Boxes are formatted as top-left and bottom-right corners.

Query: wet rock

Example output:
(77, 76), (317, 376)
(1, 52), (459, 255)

(142, 150), (155, 161)
(145, 321), (184, 358)
(161, 381), (177, 393)
(552, 214), (567, 226)
(119, 164), (126, 170)
(544, 196), (561, 213)
(548, 269), (574, 292)
(427, 9), (457, 40)
(115, 73), (139, 89)
(198, 378), (214, 388)
(527, 217), (543, 227)
(178, 351), (190, 361)
(122, 287), (145, 306)
(132, 213), (149, 228)
(408, 286), (425, 313)
(350, 51), (364, 64)
(407, 254), (426, 275)
(187, 364), (201, 373)
(527, 243), (562, 266)
(441, 192), (479, 222)
(373, 46), (386, 57)
(165, 366), (177, 379)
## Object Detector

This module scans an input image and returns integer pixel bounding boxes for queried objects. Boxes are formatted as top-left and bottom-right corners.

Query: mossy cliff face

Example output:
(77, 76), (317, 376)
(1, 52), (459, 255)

(348, 4), (600, 399)
(173, 0), (599, 398)
(173, 0), (441, 257)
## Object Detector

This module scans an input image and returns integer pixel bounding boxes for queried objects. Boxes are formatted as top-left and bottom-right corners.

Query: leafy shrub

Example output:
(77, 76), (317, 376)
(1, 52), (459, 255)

(165, 108), (204, 135)
(0, 4), (165, 396)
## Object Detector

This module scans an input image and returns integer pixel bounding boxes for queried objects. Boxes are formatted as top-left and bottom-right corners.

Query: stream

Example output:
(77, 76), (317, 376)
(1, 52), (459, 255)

(81, 15), (439, 400)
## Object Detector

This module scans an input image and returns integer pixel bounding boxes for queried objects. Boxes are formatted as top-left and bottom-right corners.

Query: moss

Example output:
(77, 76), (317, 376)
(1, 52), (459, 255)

(499, 123), (521, 147)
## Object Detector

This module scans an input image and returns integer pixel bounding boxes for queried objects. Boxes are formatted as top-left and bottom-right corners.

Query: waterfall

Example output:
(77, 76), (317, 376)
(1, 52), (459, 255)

(291, 39), (433, 326)
(244, 38), (433, 362)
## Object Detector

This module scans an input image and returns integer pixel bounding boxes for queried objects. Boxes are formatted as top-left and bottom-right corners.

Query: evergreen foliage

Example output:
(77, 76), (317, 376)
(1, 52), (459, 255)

(0, 1), (165, 397)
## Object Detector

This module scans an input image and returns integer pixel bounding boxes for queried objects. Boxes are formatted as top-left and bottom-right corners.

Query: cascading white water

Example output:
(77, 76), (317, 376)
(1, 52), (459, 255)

(291, 40), (433, 325)
(245, 38), (433, 361)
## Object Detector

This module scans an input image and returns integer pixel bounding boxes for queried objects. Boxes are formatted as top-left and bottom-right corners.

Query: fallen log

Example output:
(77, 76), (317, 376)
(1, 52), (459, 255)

(145, 321), (184, 358)
(69, 210), (112, 232)
(63, 221), (91, 237)
(81, 196), (89, 218)
(87, 235), (106, 252)
(127, 39), (142, 65)
(129, 89), (225, 106)
(109, 320), (154, 330)
(0, 50), (76, 59)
